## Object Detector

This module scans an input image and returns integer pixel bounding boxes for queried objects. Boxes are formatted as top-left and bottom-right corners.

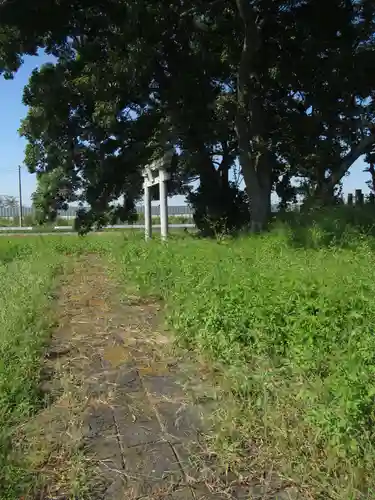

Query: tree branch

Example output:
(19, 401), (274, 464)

(330, 133), (375, 186)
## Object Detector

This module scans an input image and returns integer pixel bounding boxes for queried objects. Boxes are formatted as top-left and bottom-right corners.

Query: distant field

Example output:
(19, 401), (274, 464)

(1, 218), (375, 498)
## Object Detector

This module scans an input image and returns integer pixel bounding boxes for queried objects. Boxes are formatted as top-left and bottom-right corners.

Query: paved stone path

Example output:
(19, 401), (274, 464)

(49, 257), (221, 500)
(43, 256), (298, 500)
(84, 313), (213, 499)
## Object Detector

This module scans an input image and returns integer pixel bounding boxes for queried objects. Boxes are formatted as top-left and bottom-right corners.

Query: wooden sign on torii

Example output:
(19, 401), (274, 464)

(142, 149), (174, 241)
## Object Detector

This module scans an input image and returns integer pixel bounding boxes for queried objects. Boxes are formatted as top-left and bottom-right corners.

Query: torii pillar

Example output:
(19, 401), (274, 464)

(143, 150), (173, 241)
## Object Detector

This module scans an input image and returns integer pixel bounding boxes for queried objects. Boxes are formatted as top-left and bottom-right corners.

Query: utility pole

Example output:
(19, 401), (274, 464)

(18, 165), (23, 228)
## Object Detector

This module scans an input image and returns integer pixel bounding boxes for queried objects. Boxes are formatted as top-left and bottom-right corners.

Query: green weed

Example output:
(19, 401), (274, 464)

(113, 229), (375, 498)
(1, 221), (375, 499)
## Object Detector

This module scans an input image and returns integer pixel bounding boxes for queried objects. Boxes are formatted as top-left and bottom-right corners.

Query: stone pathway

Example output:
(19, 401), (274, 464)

(38, 256), (298, 500)
(83, 311), (212, 500)
(43, 256), (219, 500)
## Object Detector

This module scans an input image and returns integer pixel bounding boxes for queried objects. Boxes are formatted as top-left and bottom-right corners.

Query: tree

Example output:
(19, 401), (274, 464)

(8, 0), (244, 232)
(273, 0), (375, 206)
(17, 18), (170, 232)
(0, 195), (18, 209)
(1, 0), (375, 232)
(232, 0), (375, 219)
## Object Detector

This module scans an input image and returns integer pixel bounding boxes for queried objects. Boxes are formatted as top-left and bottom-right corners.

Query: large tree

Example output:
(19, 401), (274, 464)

(1, 0), (374, 231)
(20, 53), (161, 230)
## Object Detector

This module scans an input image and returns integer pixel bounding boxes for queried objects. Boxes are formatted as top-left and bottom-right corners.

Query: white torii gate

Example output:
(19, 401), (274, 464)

(142, 149), (173, 241)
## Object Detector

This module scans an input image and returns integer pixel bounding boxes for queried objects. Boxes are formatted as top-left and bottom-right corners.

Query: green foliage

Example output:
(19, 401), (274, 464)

(275, 204), (375, 248)
(1, 0), (375, 230)
(188, 182), (250, 236)
(112, 227), (375, 497)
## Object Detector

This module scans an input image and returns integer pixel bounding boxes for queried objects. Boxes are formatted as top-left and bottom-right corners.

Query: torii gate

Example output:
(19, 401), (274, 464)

(142, 149), (173, 241)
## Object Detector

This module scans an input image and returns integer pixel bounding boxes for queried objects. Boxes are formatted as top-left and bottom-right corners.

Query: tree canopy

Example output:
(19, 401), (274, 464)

(0, 0), (374, 232)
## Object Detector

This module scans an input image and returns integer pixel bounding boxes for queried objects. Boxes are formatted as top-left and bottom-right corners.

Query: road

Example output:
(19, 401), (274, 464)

(0, 223), (196, 236)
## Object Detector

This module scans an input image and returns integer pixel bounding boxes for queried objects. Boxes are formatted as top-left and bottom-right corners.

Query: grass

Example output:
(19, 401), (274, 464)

(0, 235), (115, 499)
(1, 206), (375, 499)
(110, 217), (375, 499)
(0, 238), (65, 499)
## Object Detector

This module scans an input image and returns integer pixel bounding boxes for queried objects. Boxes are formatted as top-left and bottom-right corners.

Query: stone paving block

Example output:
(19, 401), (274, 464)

(142, 374), (186, 400)
(171, 487), (194, 499)
(86, 432), (119, 460)
(102, 344), (133, 368)
(190, 484), (228, 499)
(86, 375), (113, 398)
(85, 402), (114, 437)
(123, 441), (184, 497)
(115, 417), (164, 448)
(102, 475), (128, 500)
(157, 401), (203, 441)
(89, 352), (106, 373)
(113, 366), (144, 393)
(114, 406), (164, 448)
(231, 484), (267, 499)
(85, 430), (124, 475)
(137, 488), (194, 500)
(137, 360), (176, 375)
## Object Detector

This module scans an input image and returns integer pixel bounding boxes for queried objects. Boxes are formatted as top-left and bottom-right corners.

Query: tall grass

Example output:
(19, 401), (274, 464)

(0, 238), (66, 499)
(113, 224), (375, 498)
(0, 234), (123, 499)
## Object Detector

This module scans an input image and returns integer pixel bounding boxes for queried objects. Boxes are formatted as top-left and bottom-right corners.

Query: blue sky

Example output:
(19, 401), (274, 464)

(0, 52), (371, 205)
(0, 51), (53, 204)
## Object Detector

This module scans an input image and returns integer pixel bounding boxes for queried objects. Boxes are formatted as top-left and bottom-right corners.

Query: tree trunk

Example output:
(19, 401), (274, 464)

(313, 133), (375, 202)
(199, 149), (221, 192)
(331, 133), (375, 186)
(367, 163), (375, 193)
(248, 187), (271, 232)
(240, 148), (272, 231)
(234, 0), (272, 232)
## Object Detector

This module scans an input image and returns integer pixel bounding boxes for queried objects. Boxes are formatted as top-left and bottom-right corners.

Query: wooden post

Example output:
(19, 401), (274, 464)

(159, 168), (168, 241)
(144, 181), (152, 241)
(347, 193), (353, 205)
